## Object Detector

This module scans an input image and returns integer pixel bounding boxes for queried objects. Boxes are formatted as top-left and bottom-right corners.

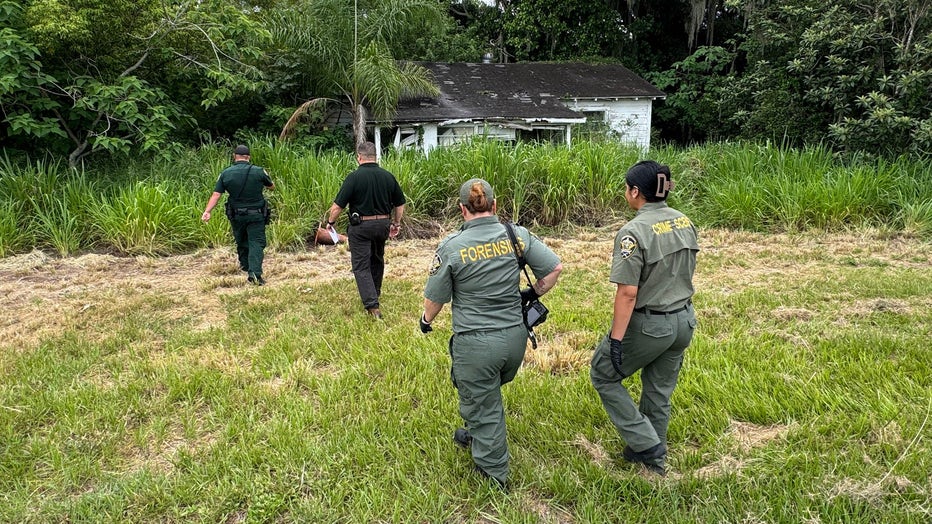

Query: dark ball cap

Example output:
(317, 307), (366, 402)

(234, 144), (250, 156)
(625, 160), (674, 202)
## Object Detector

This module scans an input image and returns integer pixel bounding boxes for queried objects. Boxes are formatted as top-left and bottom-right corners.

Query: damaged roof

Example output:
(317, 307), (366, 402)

(385, 62), (666, 124)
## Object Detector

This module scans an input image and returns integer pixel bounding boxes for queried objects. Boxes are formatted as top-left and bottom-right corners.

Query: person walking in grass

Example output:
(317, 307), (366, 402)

(420, 178), (562, 489)
(201, 144), (275, 285)
(590, 160), (699, 477)
(325, 141), (406, 319)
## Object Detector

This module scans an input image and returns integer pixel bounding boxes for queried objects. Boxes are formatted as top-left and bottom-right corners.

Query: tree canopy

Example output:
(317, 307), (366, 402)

(2, 0), (928, 161)
(0, 0), (268, 166)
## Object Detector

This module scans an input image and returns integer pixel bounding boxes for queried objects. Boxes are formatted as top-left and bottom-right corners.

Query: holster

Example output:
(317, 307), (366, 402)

(262, 203), (272, 225)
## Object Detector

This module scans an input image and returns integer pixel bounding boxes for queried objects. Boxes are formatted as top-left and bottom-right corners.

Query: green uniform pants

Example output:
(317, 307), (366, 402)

(450, 324), (528, 485)
(590, 307), (696, 460)
(231, 214), (267, 276)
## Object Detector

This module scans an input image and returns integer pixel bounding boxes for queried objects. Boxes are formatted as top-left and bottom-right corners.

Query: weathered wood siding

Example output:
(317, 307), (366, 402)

(564, 99), (655, 150)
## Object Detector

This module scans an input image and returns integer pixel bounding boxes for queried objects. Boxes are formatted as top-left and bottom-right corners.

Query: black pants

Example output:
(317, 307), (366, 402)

(348, 219), (390, 309)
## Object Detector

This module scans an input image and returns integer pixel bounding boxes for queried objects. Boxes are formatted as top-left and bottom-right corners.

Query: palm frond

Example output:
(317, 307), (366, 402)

(352, 42), (439, 120)
(279, 98), (338, 140)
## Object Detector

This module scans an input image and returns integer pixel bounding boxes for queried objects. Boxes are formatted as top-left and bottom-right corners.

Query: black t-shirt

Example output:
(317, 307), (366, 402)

(334, 162), (406, 215)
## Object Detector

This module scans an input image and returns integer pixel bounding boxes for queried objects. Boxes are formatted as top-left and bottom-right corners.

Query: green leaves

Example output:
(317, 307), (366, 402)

(352, 42), (438, 120)
(269, 0), (443, 144)
(732, 0), (932, 156)
(0, 0), (269, 165)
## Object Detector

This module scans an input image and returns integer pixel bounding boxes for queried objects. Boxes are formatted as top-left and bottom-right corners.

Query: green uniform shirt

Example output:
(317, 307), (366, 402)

(334, 162), (406, 215)
(424, 216), (561, 334)
(610, 202), (699, 311)
(214, 161), (273, 209)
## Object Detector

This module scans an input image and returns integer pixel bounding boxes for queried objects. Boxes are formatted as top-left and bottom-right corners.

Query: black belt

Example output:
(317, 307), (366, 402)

(361, 214), (390, 221)
(634, 301), (691, 315)
(235, 208), (263, 215)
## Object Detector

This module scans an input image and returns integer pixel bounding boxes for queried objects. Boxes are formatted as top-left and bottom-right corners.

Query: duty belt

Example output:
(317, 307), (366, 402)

(634, 300), (691, 315)
(235, 208), (263, 215)
(361, 214), (390, 221)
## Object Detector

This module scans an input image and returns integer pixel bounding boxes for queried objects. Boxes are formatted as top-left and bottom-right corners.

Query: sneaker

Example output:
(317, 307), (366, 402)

(453, 428), (473, 448)
(622, 443), (667, 476)
(366, 308), (382, 320)
(247, 273), (265, 286)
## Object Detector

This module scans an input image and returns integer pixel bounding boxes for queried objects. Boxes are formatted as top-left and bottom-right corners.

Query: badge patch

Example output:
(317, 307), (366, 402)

(428, 253), (442, 275)
(618, 235), (638, 260)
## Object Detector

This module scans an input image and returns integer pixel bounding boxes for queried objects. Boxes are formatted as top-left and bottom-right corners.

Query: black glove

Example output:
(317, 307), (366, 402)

(609, 337), (625, 376)
(419, 313), (433, 334)
(520, 286), (539, 304)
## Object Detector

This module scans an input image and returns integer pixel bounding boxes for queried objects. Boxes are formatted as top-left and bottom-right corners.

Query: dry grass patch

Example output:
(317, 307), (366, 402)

(823, 475), (918, 505)
(147, 341), (251, 376)
(696, 420), (791, 479)
(122, 421), (219, 476)
(771, 307), (815, 322)
(524, 330), (594, 374)
(521, 491), (575, 524)
(572, 434), (610, 467)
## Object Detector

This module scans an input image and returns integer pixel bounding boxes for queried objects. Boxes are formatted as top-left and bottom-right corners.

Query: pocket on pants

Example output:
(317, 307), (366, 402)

(641, 314), (674, 338)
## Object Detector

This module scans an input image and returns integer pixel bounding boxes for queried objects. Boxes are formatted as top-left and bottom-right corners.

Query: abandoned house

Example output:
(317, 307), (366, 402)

(371, 62), (666, 155)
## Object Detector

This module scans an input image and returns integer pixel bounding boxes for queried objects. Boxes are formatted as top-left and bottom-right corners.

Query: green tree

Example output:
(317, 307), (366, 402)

(268, 0), (441, 146)
(649, 45), (739, 143)
(0, 0), (268, 166)
(724, 0), (932, 155)
(500, 0), (626, 61)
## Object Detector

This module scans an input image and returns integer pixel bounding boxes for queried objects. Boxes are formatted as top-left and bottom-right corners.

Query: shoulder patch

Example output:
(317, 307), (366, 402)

(618, 235), (638, 260)
(428, 253), (442, 276)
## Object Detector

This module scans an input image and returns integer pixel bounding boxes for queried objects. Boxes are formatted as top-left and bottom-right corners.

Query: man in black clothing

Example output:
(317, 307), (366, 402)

(202, 144), (275, 285)
(325, 142), (406, 318)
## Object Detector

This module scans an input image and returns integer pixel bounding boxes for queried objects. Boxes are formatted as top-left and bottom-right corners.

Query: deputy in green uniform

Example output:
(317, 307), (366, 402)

(590, 160), (698, 476)
(201, 144), (275, 285)
(420, 178), (562, 489)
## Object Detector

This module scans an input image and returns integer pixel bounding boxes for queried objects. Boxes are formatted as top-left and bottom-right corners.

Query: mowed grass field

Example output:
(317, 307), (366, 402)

(1, 227), (930, 523)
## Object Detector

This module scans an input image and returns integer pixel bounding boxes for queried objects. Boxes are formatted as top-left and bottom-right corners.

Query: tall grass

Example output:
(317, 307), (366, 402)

(681, 143), (916, 231)
(1, 140), (930, 258)
(91, 181), (203, 256)
(0, 199), (32, 257)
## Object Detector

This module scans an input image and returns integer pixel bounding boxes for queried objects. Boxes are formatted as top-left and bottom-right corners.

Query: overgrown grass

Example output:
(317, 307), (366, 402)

(1, 141), (930, 257)
(0, 231), (929, 522)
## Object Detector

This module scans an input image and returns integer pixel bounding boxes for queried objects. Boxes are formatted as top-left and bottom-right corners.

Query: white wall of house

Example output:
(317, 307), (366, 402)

(564, 98), (656, 150)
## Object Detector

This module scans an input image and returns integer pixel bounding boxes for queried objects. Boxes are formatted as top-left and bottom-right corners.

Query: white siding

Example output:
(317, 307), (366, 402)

(422, 125), (438, 156)
(564, 99), (655, 151)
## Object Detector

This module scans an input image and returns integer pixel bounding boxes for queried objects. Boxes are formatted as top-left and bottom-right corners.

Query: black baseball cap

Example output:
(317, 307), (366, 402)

(625, 160), (674, 201)
(234, 144), (250, 156)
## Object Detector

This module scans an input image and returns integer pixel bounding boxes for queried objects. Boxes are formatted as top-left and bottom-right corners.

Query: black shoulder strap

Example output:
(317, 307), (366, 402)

(232, 164), (253, 201)
(503, 221), (533, 286)
(503, 221), (525, 268)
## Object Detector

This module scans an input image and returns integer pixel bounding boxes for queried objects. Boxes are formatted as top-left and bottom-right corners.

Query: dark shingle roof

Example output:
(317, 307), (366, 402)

(387, 62), (665, 124)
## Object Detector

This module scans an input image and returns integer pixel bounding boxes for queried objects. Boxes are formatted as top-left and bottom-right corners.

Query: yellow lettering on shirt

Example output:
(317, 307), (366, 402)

(652, 216), (692, 235)
(652, 220), (674, 234)
(459, 239), (515, 263)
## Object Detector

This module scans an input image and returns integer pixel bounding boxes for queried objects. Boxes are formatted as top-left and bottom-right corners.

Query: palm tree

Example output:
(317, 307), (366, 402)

(270, 0), (441, 146)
